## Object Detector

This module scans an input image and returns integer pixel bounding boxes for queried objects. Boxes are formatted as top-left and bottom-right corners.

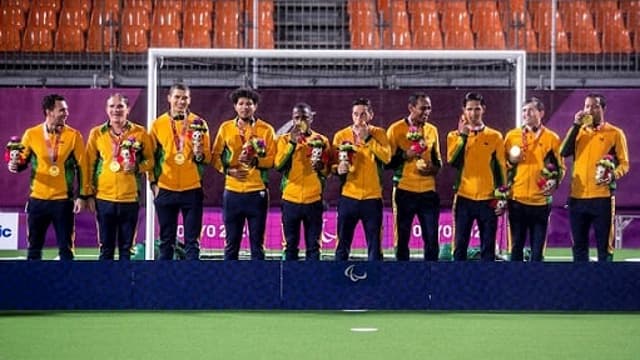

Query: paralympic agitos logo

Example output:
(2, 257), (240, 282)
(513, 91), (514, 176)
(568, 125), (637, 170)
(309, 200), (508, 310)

(344, 264), (367, 283)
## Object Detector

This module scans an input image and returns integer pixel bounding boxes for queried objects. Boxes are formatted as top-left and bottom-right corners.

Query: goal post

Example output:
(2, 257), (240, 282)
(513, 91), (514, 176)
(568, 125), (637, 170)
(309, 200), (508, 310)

(145, 48), (527, 260)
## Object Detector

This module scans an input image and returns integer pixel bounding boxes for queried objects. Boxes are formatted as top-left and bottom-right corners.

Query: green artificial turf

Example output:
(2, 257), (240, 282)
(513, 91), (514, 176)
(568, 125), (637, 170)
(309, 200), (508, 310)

(1, 311), (639, 360)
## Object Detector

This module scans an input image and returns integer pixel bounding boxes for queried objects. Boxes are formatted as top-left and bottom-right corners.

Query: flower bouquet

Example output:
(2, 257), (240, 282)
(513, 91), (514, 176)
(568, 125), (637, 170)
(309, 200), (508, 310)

(406, 125), (427, 156)
(537, 162), (559, 194)
(490, 185), (510, 212)
(595, 154), (615, 185)
(118, 136), (142, 170)
(5, 136), (25, 166)
(307, 135), (326, 164)
(338, 140), (355, 173)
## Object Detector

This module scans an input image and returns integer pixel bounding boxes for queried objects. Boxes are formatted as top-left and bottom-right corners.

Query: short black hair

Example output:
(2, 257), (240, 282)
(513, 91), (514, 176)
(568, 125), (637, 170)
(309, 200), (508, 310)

(409, 92), (429, 106)
(169, 82), (190, 95)
(524, 97), (544, 112)
(230, 87), (260, 105)
(108, 93), (129, 107)
(586, 93), (606, 110)
(462, 92), (486, 107)
(42, 94), (66, 116)
(352, 97), (373, 112)
(292, 102), (312, 113)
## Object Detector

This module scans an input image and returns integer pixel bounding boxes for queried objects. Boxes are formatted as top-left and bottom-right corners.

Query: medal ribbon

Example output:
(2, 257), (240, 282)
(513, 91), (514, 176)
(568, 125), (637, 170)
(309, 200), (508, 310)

(171, 117), (188, 153)
(43, 123), (60, 164)
(521, 125), (543, 156)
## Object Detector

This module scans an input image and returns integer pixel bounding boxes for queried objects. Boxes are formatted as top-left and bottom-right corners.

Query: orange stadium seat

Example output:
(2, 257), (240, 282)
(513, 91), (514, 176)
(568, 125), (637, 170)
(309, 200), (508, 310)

(0, 6), (26, 30)
(562, 9), (594, 34)
(626, 9), (640, 31)
(86, 25), (116, 52)
(93, 0), (121, 15)
(471, 9), (503, 33)
(507, 14), (537, 52)
(185, 0), (214, 12)
(533, 6), (565, 34)
(0, 25), (21, 51)
(152, 8), (182, 31)
(54, 25), (85, 51)
(476, 28), (506, 49)
(601, 27), (633, 53)
(64, 0), (91, 12)
(409, 2), (442, 49)
(591, 0), (619, 12)
(183, 27), (211, 47)
(407, 0), (437, 14)
(570, 28), (601, 54)
(499, 0), (525, 13)
(214, 0), (240, 48)
(120, 25), (148, 52)
(620, 0), (640, 13)
(349, 0), (380, 49)
(32, 0), (61, 13)
(246, 0), (275, 48)
(184, 6), (212, 30)
(22, 26), (54, 51)
(443, 28), (474, 49)
(150, 26), (180, 47)
(1, 0), (30, 12)
(594, 9), (625, 33)
(59, 7), (89, 32)
(468, 0), (497, 14)
(27, 7), (57, 30)
(438, 0), (466, 13)
(382, 0), (411, 49)
(440, 7), (471, 33)
(538, 28), (570, 53)
(125, 0), (153, 12)
(155, 0), (183, 12)
(122, 7), (150, 30)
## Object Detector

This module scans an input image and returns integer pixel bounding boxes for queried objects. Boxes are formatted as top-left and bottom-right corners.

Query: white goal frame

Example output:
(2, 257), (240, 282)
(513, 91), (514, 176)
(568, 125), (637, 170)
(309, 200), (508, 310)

(145, 48), (527, 260)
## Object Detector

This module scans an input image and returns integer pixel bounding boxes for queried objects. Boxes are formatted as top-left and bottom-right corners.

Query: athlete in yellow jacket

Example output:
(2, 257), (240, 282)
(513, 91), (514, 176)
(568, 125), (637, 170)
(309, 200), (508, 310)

(333, 98), (391, 261)
(150, 83), (212, 260)
(8, 94), (88, 260)
(212, 88), (276, 260)
(386, 92), (442, 261)
(275, 103), (330, 260)
(560, 93), (629, 262)
(85, 94), (155, 260)
(504, 97), (565, 261)
(447, 92), (506, 261)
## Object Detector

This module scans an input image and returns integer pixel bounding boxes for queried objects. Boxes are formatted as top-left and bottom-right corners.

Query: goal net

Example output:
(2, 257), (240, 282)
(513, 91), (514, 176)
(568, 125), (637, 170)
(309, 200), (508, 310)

(144, 48), (527, 260)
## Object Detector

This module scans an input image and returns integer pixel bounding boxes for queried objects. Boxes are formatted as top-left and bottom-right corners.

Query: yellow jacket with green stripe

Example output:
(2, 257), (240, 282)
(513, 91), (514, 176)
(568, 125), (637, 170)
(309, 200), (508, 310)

(386, 118), (442, 193)
(18, 123), (88, 200)
(275, 130), (331, 204)
(332, 125), (391, 200)
(85, 121), (155, 202)
(212, 117), (276, 193)
(447, 125), (506, 201)
(504, 126), (565, 205)
(560, 122), (629, 199)
(150, 112), (212, 191)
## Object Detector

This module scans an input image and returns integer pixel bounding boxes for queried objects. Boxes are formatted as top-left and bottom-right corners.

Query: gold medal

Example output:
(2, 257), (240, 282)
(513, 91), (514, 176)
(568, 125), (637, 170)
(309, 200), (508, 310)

(109, 161), (121, 172)
(48, 165), (60, 177)
(174, 153), (185, 165)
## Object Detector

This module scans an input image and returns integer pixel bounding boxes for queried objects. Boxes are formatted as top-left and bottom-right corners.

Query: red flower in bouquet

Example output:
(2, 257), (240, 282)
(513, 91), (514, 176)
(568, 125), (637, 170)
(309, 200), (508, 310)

(406, 126), (426, 155)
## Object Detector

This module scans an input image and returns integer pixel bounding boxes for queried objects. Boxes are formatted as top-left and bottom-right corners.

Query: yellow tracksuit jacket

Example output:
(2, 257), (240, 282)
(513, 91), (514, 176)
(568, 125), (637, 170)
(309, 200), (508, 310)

(150, 112), (212, 191)
(504, 126), (565, 205)
(332, 125), (391, 200)
(447, 126), (506, 200)
(386, 118), (442, 193)
(85, 121), (155, 202)
(212, 117), (276, 192)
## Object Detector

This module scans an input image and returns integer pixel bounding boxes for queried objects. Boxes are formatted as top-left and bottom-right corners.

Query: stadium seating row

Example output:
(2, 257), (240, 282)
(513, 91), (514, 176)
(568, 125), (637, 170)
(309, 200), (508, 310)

(0, 0), (273, 52)
(1, 0), (640, 52)
(349, 0), (640, 52)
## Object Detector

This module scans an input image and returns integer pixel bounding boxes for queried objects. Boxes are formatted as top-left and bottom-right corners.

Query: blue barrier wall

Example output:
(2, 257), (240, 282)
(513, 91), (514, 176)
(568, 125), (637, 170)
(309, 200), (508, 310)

(1, 262), (639, 311)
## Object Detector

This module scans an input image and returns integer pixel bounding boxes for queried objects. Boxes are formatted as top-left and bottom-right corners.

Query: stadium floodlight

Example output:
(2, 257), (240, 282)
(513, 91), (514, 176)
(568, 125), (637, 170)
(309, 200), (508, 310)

(145, 48), (527, 260)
